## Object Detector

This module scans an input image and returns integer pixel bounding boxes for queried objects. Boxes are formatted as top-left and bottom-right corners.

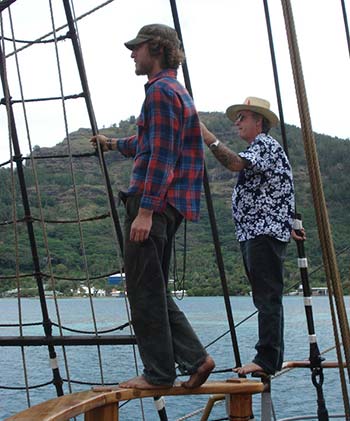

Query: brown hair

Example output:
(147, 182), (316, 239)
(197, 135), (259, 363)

(145, 25), (185, 69)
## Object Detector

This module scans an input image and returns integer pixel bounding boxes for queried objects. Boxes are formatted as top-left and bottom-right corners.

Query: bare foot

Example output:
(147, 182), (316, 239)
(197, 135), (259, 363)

(119, 375), (172, 390)
(233, 362), (265, 375)
(181, 356), (215, 389)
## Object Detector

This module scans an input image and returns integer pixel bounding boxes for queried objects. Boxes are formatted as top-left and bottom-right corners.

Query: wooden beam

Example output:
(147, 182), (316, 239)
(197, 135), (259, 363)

(85, 403), (118, 421)
(282, 360), (347, 369)
(6, 379), (264, 421)
(228, 393), (252, 421)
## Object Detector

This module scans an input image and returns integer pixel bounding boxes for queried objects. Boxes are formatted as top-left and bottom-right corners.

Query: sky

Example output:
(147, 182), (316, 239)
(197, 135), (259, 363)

(0, 0), (349, 164)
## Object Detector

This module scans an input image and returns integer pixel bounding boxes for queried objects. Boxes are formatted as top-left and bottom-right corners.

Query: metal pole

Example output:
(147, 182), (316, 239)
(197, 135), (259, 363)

(169, 0), (243, 370)
(0, 41), (64, 397)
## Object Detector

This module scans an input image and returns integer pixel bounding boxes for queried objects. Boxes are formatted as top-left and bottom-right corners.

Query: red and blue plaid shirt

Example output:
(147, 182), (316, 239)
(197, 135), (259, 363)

(117, 69), (204, 222)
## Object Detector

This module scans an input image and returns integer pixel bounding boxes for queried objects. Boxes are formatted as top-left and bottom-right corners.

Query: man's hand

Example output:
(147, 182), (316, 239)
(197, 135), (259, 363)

(130, 208), (153, 242)
(291, 228), (306, 242)
(90, 134), (109, 152)
(200, 121), (217, 146)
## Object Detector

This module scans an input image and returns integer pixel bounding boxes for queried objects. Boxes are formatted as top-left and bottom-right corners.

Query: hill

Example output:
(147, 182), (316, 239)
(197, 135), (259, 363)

(1, 112), (349, 296)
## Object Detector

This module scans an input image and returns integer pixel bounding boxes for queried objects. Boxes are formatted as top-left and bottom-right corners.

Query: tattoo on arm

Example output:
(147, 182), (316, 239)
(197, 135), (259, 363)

(211, 143), (246, 172)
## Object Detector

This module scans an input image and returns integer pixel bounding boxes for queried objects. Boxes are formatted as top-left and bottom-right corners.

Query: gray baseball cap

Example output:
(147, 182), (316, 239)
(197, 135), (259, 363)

(124, 24), (180, 50)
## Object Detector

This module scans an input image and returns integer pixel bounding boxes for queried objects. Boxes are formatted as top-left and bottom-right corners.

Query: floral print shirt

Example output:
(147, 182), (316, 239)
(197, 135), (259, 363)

(232, 133), (295, 242)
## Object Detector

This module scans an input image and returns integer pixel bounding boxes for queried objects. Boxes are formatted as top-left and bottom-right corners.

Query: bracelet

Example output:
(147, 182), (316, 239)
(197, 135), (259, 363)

(209, 139), (220, 150)
(107, 138), (113, 150)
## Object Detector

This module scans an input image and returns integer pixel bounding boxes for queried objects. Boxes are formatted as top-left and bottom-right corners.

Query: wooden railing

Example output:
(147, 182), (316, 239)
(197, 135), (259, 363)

(6, 378), (264, 421)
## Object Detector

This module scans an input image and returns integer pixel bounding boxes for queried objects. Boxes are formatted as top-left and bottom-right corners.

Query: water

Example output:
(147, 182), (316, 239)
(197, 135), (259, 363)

(0, 296), (348, 420)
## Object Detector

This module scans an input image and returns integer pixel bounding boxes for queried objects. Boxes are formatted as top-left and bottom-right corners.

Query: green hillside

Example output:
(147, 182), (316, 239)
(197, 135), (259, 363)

(1, 112), (349, 296)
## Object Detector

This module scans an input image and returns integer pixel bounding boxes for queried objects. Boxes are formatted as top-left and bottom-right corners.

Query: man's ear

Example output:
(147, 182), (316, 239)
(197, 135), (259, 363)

(149, 42), (163, 56)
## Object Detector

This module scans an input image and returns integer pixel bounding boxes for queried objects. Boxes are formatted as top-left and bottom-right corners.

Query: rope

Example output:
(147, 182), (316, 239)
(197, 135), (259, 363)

(16, 0), (73, 397)
(49, 0), (106, 387)
(0, 380), (54, 391)
(0, 212), (110, 226)
(175, 405), (207, 421)
(0, 322), (42, 327)
(50, 321), (130, 335)
(2, 2), (347, 420)
(4, 0), (116, 59)
(1, 6), (65, 398)
(23, 151), (96, 159)
(281, 1), (350, 418)
(0, 14), (29, 401)
(7, 92), (85, 103)
(0, 33), (68, 44)
(0, 269), (122, 281)
(263, 3), (327, 396)
(340, 0), (350, 58)
(61, 1), (144, 417)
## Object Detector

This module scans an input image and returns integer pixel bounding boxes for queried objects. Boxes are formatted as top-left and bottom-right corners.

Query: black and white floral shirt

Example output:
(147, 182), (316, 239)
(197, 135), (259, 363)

(232, 133), (295, 242)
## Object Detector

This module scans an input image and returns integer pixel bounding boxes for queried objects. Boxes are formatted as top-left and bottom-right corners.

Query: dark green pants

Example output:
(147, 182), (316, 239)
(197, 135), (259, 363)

(240, 235), (287, 374)
(122, 194), (207, 385)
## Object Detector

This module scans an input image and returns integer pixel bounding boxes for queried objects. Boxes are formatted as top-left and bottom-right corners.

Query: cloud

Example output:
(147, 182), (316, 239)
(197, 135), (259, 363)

(1, 0), (349, 165)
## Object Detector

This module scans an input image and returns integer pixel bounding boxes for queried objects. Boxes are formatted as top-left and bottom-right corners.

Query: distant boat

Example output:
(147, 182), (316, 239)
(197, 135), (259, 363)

(171, 290), (188, 297)
(110, 289), (126, 298)
(297, 285), (328, 296)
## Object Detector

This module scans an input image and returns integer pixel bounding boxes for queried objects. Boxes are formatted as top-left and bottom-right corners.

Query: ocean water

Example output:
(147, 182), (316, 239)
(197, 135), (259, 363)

(0, 296), (348, 420)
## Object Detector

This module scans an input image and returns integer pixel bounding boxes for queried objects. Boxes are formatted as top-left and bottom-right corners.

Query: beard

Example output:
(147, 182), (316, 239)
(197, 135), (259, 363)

(135, 60), (154, 76)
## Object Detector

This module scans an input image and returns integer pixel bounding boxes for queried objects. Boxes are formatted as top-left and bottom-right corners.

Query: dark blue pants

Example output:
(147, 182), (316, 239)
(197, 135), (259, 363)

(240, 235), (287, 374)
(122, 194), (207, 385)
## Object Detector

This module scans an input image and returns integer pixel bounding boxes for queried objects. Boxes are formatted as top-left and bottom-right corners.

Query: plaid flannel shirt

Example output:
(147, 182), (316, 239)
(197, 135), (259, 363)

(117, 69), (204, 222)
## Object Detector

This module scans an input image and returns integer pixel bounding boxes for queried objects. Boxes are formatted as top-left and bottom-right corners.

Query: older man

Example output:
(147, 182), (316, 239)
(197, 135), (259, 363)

(201, 97), (299, 375)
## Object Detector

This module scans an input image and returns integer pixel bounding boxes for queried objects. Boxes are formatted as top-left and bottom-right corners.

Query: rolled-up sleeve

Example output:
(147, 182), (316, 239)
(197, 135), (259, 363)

(117, 135), (138, 157)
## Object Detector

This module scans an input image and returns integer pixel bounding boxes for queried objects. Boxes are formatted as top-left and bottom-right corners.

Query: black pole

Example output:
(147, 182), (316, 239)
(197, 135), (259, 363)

(0, 0), (17, 13)
(62, 3), (171, 419)
(340, 0), (350, 58)
(169, 0), (242, 369)
(262, 0), (289, 156)
(62, 0), (124, 257)
(0, 43), (64, 397)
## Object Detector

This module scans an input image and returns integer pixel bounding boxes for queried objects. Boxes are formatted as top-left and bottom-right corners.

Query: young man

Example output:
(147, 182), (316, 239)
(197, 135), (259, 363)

(201, 97), (303, 375)
(90, 24), (214, 389)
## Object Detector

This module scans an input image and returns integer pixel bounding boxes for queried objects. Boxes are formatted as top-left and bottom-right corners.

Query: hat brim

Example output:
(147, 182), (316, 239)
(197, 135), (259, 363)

(124, 34), (153, 50)
(226, 104), (279, 127)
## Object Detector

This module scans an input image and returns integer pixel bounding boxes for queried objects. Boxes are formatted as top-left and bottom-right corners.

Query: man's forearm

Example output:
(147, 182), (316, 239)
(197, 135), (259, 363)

(210, 142), (246, 172)
(200, 122), (246, 172)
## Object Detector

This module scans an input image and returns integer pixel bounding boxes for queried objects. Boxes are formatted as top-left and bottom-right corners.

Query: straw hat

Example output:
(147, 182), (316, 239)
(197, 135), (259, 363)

(226, 96), (279, 127)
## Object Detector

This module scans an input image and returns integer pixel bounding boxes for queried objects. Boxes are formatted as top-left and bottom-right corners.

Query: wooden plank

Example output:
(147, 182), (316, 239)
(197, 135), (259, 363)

(5, 379), (264, 421)
(6, 390), (107, 421)
(282, 360), (347, 369)
(84, 403), (118, 421)
(228, 394), (253, 421)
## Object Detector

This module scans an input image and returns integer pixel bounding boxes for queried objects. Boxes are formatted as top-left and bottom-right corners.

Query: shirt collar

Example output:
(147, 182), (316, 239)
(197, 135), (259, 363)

(251, 132), (268, 145)
(145, 69), (177, 92)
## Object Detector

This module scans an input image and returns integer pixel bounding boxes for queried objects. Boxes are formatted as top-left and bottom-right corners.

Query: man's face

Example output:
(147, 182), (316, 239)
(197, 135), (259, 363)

(234, 110), (262, 143)
(130, 42), (156, 77)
